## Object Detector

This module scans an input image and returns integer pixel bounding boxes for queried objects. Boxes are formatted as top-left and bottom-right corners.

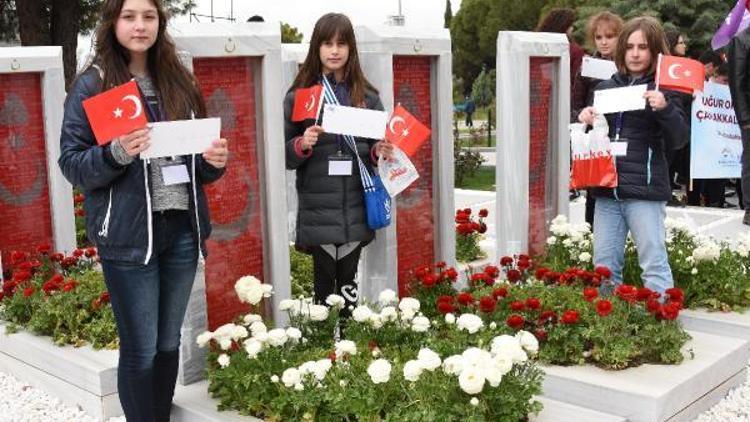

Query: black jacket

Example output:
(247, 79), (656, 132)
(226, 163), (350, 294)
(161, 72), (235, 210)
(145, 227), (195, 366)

(729, 28), (750, 128)
(58, 67), (225, 264)
(590, 73), (688, 201)
(284, 81), (383, 247)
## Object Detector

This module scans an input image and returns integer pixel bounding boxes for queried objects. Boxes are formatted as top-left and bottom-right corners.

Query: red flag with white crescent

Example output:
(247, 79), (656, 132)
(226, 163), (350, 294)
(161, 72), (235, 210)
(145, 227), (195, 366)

(385, 104), (431, 157)
(656, 55), (705, 94)
(82, 80), (148, 145)
(292, 84), (324, 122)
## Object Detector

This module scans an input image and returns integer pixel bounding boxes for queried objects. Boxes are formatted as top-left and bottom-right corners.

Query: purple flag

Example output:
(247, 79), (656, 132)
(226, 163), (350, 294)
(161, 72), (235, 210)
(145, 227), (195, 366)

(712, 0), (750, 50)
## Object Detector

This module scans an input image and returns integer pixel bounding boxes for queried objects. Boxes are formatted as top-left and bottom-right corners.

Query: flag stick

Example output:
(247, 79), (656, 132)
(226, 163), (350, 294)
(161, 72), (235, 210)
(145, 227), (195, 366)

(314, 86), (325, 126)
(655, 53), (663, 92)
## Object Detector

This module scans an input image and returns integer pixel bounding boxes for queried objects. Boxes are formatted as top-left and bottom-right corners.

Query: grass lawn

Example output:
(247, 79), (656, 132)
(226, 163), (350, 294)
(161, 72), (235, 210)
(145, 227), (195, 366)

(456, 166), (495, 191)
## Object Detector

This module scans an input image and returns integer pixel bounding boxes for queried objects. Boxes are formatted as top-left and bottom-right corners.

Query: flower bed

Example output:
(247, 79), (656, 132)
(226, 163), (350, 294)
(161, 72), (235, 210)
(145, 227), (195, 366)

(540, 215), (750, 312)
(199, 276), (543, 421)
(0, 246), (117, 349)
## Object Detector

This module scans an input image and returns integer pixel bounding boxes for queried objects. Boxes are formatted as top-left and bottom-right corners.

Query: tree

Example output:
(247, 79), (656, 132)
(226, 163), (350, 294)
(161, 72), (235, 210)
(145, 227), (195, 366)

(281, 22), (303, 43)
(444, 0), (452, 29)
(6, 0), (194, 88)
(471, 67), (495, 145)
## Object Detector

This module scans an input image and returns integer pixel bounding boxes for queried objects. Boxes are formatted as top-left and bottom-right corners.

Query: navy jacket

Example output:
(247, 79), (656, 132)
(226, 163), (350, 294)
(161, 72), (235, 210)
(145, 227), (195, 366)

(58, 67), (224, 264)
(590, 73), (688, 202)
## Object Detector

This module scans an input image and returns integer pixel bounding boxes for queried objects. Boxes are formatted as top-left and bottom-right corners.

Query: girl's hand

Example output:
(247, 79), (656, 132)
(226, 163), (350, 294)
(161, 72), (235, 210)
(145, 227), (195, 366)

(117, 127), (150, 157)
(203, 138), (229, 168)
(302, 125), (324, 151)
(578, 107), (597, 126)
(374, 140), (395, 161)
(644, 91), (667, 111)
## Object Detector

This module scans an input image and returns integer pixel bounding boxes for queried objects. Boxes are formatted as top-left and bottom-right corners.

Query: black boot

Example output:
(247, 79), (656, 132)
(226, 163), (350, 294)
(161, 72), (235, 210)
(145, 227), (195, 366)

(153, 349), (180, 422)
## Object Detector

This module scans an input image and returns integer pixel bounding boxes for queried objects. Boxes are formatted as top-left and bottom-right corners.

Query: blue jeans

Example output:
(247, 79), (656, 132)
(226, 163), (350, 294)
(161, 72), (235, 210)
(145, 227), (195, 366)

(593, 198), (673, 294)
(101, 210), (198, 422)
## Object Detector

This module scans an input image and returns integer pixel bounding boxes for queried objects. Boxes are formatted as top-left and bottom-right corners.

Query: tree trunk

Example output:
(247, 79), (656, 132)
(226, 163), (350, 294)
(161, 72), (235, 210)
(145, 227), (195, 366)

(50, 0), (81, 88)
(16, 0), (50, 45)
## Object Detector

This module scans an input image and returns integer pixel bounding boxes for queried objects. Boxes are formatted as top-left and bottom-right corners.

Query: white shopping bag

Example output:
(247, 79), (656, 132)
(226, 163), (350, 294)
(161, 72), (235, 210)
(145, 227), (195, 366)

(378, 145), (419, 197)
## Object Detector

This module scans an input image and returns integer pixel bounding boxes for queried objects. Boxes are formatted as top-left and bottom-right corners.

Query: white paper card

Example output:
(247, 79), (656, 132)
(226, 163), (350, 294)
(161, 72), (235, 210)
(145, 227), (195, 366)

(328, 160), (353, 176)
(378, 146), (419, 197)
(610, 142), (628, 157)
(581, 56), (618, 80)
(322, 104), (388, 139)
(593, 84), (647, 115)
(141, 118), (221, 159)
(162, 164), (190, 185)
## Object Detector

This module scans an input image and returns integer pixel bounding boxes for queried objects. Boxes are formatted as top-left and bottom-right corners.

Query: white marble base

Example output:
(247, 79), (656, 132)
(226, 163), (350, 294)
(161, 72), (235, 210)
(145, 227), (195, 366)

(679, 309), (750, 343)
(532, 397), (626, 422)
(0, 323), (121, 420)
(172, 380), (259, 422)
(541, 331), (750, 422)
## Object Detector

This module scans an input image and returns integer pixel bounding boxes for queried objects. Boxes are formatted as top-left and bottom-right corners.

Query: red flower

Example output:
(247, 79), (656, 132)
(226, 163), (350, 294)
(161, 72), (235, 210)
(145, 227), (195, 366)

(435, 261), (446, 269)
(455, 211), (470, 224)
(415, 265), (430, 279)
(484, 265), (500, 279)
(477, 222), (487, 234)
(12, 270), (32, 282)
(636, 287), (655, 302)
(583, 287), (599, 302)
(368, 340), (379, 351)
(535, 267), (550, 280)
(437, 301), (455, 314)
(50, 253), (64, 262)
(534, 328), (548, 341)
(75, 208), (86, 217)
(23, 287), (35, 298)
(646, 299), (661, 314)
(74, 193), (85, 204)
(659, 302), (681, 321)
(444, 268), (458, 281)
(479, 296), (497, 313)
(506, 314), (525, 329)
(470, 273), (491, 286)
(665, 288), (684, 304)
(506, 269), (522, 283)
(99, 292), (110, 303)
(500, 256), (514, 266)
(478, 208), (489, 218)
(614, 284), (637, 303)
(492, 287), (508, 299)
(594, 265), (612, 279)
(463, 208), (472, 215)
(517, 259), (531, 271)
(35, 244), (51, 254)
(18, 262), (33, 271)
(509, 300), (525, 312)
(84, 247), (97, 258)
(525, 297), (541, 310)
(457, 292), (474, 306)
(9, 251), (27, 264)
(63, 282), (77, 292)
(422, 274), (438, 288)
(595, 299), (613, 317)
(539, 310), (557, 324)
(73, 249), (84, 258)
(561, 310), (580, 324)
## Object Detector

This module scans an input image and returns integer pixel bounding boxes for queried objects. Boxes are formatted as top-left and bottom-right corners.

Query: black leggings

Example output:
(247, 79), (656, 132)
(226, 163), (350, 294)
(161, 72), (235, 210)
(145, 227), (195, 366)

(311, 244), (363, 318)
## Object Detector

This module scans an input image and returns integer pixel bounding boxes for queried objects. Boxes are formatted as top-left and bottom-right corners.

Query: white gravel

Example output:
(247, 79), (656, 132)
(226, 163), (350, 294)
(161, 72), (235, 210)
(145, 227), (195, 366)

(694, 363), (750, 422)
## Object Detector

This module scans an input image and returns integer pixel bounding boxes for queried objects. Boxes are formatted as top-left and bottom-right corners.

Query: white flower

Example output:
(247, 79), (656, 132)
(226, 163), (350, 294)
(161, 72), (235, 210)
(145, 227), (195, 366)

(692, 238), (721, 263)
(286, 327), (302, 342)
(398, 297), (421, 314)
(218, 338), (232, 350)
(380, 306), (398, 322)
(217, 354), (231, 368)
(417, 348), (442, 371)
(691, 267), (698, 275)
(266, 328), (288, 347)
(271, 375), (279, 383)
(325, 294), (346, 308)
(445, 313), (456, 324)
(335, 340), (358, 358)
(515, 331), (539, 355)
(339, 380), (347, 387)
(378, 289), (398, 305)
(411, 316), (431, 332)
(243, 313), (263, 325)
(312, 359), (333, 381)
(369, 313), (384, 329)
(562, 238), (573, 247)
(234, 275), (272, 305)
(196, 331), (212, 348)
(403, 360), (423, 382)
(294, 383), (304, 391)
(489, 322), (497, 330)
(457, 313), (484, 334)
(458, 365), (485, 395)
(546, 236), (557, 245)
(492, 335), (528, 363)
(282, 367), (301, 387)
(253, 331), (269, 344)
(483, 363), (504, 387)
(352, 305), (373, 322)
(470, 397), (479, 406)
(442, 355), (465, 376)
(367, 359), (392, 384)
(493, 354), (514, 376)
(244, 339), (263, 358)
(250, 321), (267, 336)
(309, 304), (329, 321)
(278, 299), (297, 312)
(578, 252), (592, 263)
(462, 347), (492, 366)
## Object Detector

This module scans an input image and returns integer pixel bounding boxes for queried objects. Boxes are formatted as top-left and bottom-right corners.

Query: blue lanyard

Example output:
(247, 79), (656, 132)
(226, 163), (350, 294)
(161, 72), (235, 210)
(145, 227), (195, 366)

(136, 83), (163, 122)
(614, 112), (624, 142)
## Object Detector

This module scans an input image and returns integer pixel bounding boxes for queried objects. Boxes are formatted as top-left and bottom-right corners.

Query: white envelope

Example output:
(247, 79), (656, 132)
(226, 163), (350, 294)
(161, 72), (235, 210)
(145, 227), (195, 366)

(581, 56), (618, 80)
(593, 84), (648, 115)
(141, 118), (221, 159)
(322, 104), (388, 139)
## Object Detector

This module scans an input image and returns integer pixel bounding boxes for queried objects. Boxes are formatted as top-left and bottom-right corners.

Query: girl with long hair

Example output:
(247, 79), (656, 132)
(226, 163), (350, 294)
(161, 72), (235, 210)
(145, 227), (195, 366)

(58, 0), (228, 419)
(284, 13), (393, 318)
(578, 17), (688, 296)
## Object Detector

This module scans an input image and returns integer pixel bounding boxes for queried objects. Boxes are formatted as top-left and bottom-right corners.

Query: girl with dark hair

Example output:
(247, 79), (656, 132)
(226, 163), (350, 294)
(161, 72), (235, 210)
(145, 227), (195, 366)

(578, 17), (688, 296)
(284, 13), (393, 317)
(58, 0), (228, 419)
(536, 7), (584, 85)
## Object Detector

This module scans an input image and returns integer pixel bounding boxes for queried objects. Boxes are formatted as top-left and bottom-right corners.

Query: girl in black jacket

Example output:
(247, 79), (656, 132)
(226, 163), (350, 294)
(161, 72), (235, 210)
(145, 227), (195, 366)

(578, 17), (688, 296)
(57, 0), (227, 420)
(284, 13), (394, 315)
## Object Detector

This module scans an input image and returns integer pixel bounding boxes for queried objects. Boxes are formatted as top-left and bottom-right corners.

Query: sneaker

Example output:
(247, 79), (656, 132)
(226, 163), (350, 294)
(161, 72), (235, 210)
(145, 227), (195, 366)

(667, 196), (685, 207)
(744, 210), (750, 226)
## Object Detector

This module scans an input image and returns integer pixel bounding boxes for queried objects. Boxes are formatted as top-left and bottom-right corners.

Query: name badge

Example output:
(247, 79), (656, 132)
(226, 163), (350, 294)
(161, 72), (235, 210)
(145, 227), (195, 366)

(328, 155), (353, 176)
(610, 142), (628, 157)
(162, 164), (190, 185)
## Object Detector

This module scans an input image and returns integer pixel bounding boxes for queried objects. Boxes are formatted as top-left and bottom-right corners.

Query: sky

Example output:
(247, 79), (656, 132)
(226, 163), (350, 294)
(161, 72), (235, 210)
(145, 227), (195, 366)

(173, 0), (463, 41)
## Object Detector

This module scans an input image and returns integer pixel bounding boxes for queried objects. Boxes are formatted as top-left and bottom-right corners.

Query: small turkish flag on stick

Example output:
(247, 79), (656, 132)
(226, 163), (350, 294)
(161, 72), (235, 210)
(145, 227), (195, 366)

(82, 80), (148, 145)
(384, 104), (431, 157)
(292, 84), (324, 122)
(655, 54), (705, 94)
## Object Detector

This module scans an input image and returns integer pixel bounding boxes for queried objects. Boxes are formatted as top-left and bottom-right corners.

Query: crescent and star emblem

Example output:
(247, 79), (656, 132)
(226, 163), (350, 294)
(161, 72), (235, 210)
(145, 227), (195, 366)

(388, 116), (408, 137)
(667, 64), (689, 80)
(113, 95), (143, 119)
(304, 94), (316, 112)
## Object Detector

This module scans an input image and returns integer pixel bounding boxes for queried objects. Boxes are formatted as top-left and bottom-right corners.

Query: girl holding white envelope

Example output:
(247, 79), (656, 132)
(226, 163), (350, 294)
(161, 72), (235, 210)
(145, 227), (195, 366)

(58, 0), (228, 420)
(284, 13), (394, 319)
(578, 17), (688, 298)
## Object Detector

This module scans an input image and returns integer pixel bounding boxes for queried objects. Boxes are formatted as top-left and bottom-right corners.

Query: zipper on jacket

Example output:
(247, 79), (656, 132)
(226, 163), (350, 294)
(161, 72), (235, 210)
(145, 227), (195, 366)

(646, 148), (653, 185)
(98, 187), (114, 238)
(191, 155), (205, 265)
(143, 159), (154, 265)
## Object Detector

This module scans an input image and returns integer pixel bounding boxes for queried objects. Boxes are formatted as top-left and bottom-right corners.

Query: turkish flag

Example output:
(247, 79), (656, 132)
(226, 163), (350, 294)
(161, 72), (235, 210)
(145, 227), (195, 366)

(82, 80), (148, 145)
(384, 104), (431, 157)
(656, 55), (705, 94)
(292, 85), (323, 122)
